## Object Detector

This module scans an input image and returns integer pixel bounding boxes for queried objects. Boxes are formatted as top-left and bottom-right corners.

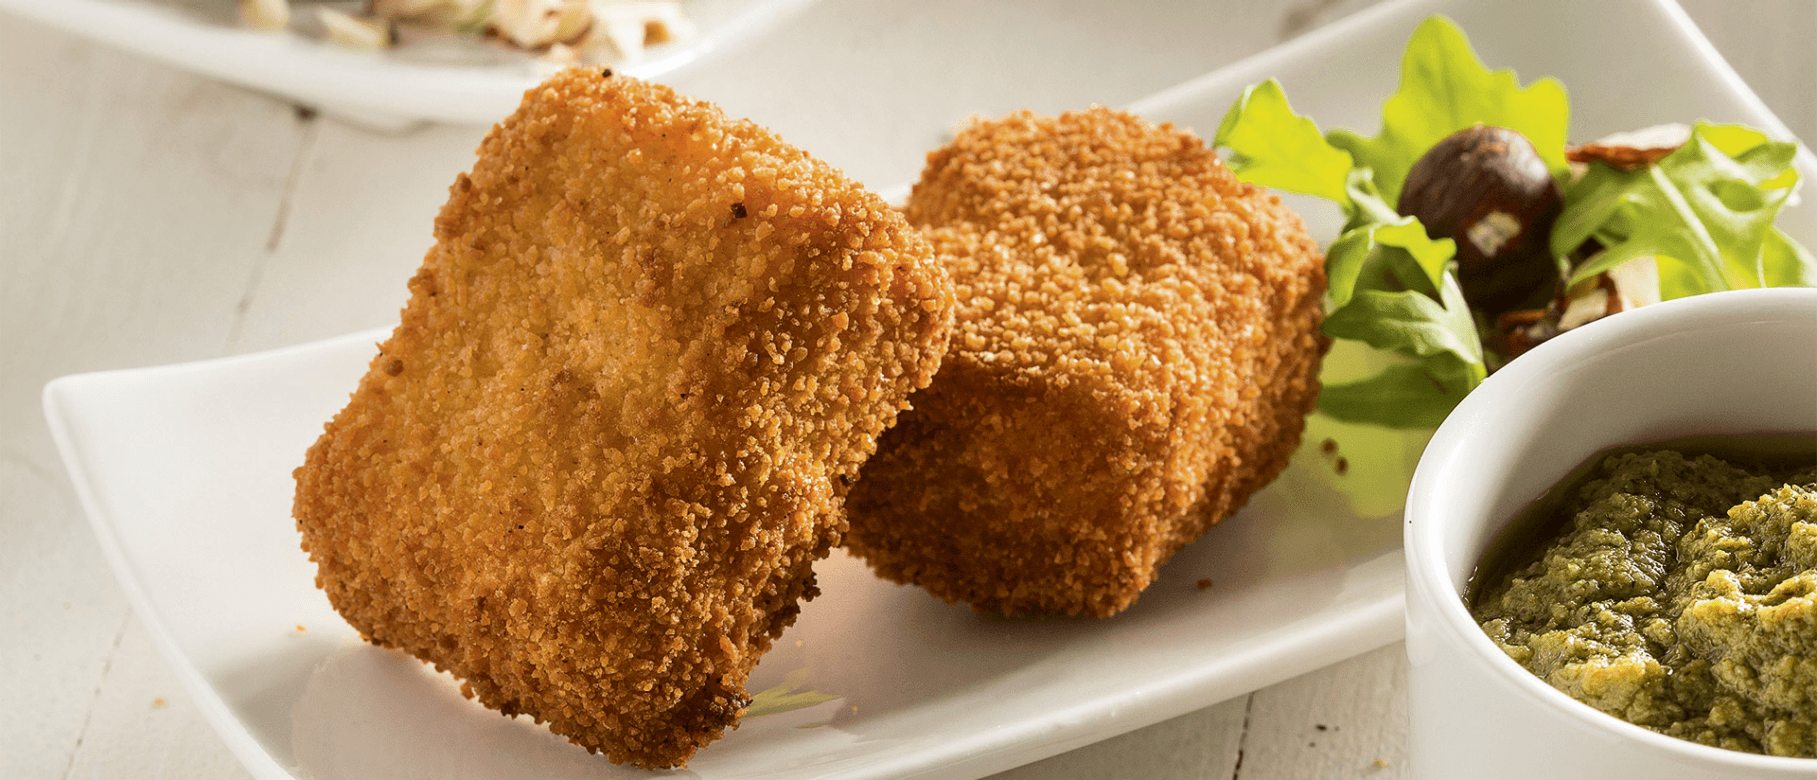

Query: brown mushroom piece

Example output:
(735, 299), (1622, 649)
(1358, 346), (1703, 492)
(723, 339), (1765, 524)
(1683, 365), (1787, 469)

(1397, 125), (1564, 315)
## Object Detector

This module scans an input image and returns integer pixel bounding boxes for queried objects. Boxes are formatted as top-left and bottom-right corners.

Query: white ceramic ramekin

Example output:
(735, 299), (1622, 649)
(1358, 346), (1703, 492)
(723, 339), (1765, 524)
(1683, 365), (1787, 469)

(1404, 287), (1817, 779)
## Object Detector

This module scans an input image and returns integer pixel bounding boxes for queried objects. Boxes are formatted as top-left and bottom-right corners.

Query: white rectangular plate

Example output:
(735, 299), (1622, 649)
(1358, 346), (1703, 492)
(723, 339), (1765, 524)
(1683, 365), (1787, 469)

(0, 0), (812, 127)
(42, 0), (1813, 778)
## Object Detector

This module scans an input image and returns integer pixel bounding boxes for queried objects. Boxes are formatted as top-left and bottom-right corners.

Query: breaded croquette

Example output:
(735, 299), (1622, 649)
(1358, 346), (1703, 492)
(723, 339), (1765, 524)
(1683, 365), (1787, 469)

(843, 108), (1326, 618)
(292, 69), (953, 768)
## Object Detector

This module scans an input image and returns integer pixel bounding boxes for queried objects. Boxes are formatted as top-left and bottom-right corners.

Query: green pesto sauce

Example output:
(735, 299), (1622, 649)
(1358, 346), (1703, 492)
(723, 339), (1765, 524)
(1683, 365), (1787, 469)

(1472, 445), (1817, 758)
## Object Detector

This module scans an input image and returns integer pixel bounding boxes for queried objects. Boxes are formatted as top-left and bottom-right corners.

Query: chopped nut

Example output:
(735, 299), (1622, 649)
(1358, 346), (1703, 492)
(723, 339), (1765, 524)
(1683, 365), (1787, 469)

(1567, 123), (1691, 171)
(1556, 284), (1610, 331)
(1605, 255), (1660, 310)
(1493, 258), (1661, 366)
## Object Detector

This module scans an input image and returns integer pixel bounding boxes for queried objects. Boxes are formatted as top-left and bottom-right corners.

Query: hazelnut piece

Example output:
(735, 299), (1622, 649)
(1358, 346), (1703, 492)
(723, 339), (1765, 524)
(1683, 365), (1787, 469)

(1397, 125), (1563, 315)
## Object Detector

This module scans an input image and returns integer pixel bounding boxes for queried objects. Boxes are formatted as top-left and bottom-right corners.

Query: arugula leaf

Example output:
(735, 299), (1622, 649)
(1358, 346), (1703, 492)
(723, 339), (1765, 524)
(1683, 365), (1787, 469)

(1557, 122), (1808, 298)
(1324, 217), (1456, 307)
(1323, 227), (1377, 309)
(1373, 218), (1458, 294)
(1323, 274), (1484, 367)
(1317, 358), (1483, 429)
(1215, 79), (1356, 206)
(1326, 16), (1571, 207)
(1764, 227), (1817, 287)
(1318, 242), (1485, 425)
(1339, 166), (1404, 229)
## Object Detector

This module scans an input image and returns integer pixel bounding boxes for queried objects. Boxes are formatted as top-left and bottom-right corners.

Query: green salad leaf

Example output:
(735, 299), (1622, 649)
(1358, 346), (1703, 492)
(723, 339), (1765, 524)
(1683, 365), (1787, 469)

(1215, 79), (1355, 206)
(1764, 226), (1817, 287)
(1323, 278), (1482, 366)
(1215, 15), (1545, 428)
(1316, 361), (1480, 430)
(1554, 122), (1815, 297)
(1328, 18), (1571, 207)
(1214, 14), (1811, 431)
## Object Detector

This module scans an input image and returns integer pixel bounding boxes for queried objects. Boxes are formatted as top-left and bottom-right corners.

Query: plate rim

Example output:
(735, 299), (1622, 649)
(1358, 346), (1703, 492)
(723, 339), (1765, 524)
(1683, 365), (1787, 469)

(39, 0), (1808, 774)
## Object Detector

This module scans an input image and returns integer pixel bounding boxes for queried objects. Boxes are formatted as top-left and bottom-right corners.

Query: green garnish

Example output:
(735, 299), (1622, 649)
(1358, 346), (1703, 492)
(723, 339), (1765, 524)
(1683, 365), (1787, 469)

(1215, 15), (1813, 430)
(1213, 78), (1354, 205)
(1555, 122), (1815, 296)
(743, 669), (840, 719)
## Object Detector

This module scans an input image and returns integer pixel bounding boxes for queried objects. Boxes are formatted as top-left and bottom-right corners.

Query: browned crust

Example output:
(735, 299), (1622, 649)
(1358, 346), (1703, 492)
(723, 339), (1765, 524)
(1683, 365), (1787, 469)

(843, 108), (1327, 618)
(292, 69), (953, 767)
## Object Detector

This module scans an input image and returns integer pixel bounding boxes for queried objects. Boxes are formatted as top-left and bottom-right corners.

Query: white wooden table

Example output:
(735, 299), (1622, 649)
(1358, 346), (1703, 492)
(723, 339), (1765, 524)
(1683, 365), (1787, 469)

(3, 2), (1810, 778)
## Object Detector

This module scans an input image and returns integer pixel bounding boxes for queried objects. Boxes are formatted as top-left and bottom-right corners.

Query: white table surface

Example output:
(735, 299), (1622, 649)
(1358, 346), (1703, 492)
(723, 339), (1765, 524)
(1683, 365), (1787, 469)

(3, 2), (1812, 778)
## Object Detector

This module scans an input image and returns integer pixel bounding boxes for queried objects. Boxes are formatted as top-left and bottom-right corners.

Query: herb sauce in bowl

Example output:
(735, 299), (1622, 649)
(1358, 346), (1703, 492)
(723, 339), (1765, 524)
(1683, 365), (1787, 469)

(1469, 435), (1817, 757)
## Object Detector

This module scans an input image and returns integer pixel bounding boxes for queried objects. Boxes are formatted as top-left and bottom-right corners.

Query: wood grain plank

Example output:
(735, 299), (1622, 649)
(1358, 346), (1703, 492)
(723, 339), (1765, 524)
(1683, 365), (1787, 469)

(227, 119), (487, 355)
(0, 12), (305, 779)
(64, 617), (247, 780)
(1232, 644), (1409, 780)
(989, 696), (1247, 780)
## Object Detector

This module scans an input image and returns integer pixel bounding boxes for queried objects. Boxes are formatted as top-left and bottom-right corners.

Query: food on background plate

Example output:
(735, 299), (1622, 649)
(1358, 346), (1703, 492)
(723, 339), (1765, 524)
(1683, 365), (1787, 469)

(291, 68), (954, 768)
(1471, 442), (1817, 758)
(1215, 15), (1817, 430)
(843, 108), (1329, 618)
(240, 0), (691, 66)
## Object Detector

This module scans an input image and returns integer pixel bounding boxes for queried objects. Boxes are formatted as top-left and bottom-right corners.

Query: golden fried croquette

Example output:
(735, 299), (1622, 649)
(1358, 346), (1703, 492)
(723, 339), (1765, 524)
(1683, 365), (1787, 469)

(843, 107), (1326, 618)
(292, 69), (953, 768)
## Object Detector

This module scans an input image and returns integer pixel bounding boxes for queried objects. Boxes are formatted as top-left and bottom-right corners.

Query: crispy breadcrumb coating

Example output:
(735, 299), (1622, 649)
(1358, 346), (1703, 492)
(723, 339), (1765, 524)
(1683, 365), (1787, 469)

(843, 108), (1326, 618)
(292, 69), (953, 768)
